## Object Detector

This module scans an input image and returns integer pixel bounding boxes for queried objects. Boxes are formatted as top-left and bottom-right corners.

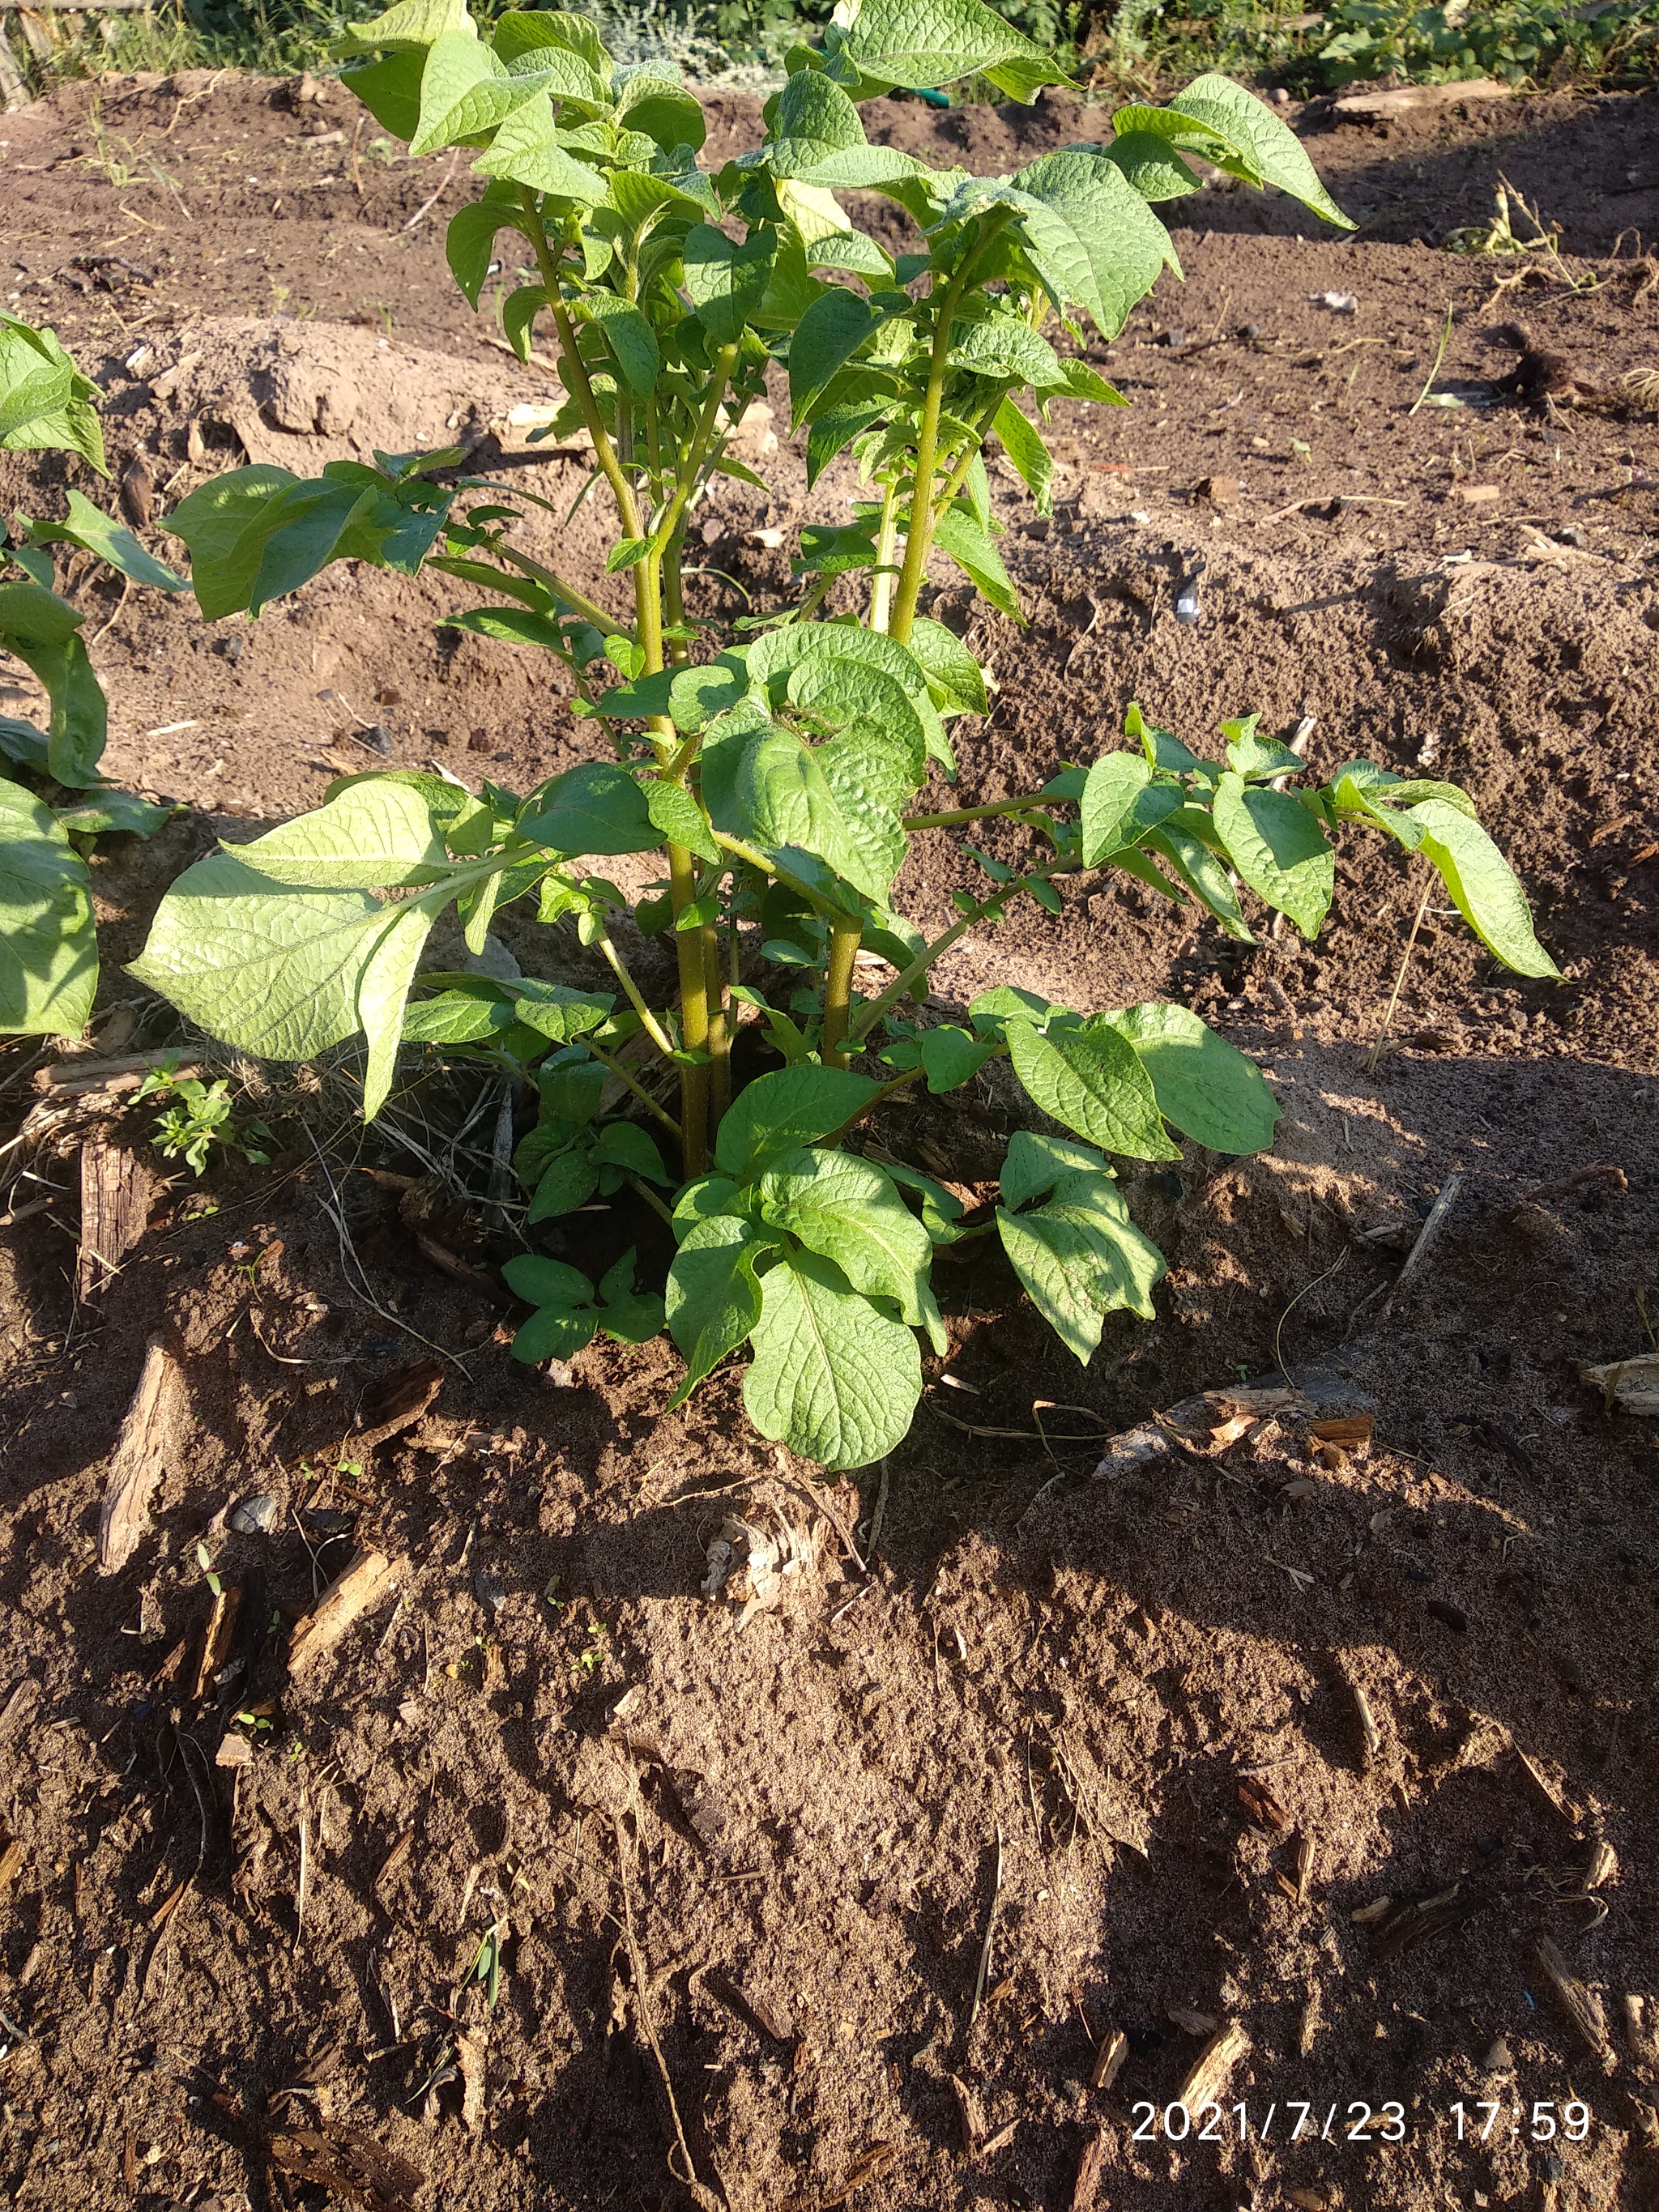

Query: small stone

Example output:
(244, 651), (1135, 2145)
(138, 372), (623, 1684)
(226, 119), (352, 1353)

(1156, 326), (1186, 348)
(358, 724), (395, 757)
(1237, 322), (1261, 341)
(1200, 475), (1242, 507)
(1480, 2036), (1513, 2073)
(1555, 525), (1585, 547)
(1427, 1596), (1469, 1632)
(229, 1494), (279, 1536)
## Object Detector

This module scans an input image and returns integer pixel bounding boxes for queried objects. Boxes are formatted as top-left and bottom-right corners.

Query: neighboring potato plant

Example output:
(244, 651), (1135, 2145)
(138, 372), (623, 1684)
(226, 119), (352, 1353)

(2, 1), (1559, 1468)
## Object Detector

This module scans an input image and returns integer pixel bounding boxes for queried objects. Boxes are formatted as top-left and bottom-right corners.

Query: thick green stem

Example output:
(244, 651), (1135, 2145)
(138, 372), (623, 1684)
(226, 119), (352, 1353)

(658, 343), (740, 549)
(594, 928), (676, 1059)
(663, 533), (689, 663)
(888, 211), (1012, 647)
(667, 845), (711, 1175)
(849, 863), (1074, 1046)
(868, 476), (902, 636)
(703, 921), (730, 1120)
(821, 919), (864, 1068)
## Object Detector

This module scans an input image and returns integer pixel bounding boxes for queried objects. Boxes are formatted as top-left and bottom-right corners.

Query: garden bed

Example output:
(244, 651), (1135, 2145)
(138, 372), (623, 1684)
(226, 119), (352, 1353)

(0, 67), (1657, 2212)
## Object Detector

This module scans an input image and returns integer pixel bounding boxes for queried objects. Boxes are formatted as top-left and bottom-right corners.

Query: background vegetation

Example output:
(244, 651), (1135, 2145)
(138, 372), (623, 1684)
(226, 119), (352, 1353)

(15, 0), (1659, 101)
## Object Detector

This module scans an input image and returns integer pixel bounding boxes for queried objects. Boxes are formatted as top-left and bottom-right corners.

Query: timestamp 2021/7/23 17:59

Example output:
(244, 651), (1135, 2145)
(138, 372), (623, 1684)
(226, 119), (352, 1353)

(1128, 2099), (1595, 2146)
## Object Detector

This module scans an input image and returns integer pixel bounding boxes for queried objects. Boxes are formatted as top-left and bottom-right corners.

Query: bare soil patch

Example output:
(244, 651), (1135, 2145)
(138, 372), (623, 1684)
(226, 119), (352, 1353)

(1, 69), (1657, 2212)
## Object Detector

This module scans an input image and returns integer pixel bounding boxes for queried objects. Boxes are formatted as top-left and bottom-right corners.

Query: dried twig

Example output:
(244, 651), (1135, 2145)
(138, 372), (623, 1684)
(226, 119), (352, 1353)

(968, 1823), (1005, 2035)
(1381, 1173), (1465, 1317)
(611, 1821), (720, 2210)
(402, 146), (460, 232)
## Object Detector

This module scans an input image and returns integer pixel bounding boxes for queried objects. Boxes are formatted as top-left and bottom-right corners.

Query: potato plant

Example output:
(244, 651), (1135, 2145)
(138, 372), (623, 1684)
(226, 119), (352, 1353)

(2, 1), (1560, 1468)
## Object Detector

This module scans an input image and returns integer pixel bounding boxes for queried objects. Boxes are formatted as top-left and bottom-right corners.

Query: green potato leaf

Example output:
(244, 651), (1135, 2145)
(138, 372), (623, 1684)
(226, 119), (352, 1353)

(19, 488), (186, 592)
(832, 0), (1073, 99)
(931, 503), (1021, 624)
(519, 761), (658, 856)
(714, 1063), (882, 1178)
(997, 1169), (1166, 1361)
(757, 1145), (936, 1331)
(527, 1149), (601, 1221)
(1162, 75), (1354, 231)
(742, 1250), (923, 1471)
(666, 1213), (773, 1406)
(0, 781), (97, 1037)
(1080, 749), (1154, 866)
(681, 225), (776, 345)
(0, 580), (107, 790)
(128, 853), (451, 1112)
(1093, 1003), (1279, 1153)
(1210, 771), (1334, 940)
(1005, 1013), (1179, 1161)
(999, 1129), (1110, 1212)
(220, 779), (445, 890)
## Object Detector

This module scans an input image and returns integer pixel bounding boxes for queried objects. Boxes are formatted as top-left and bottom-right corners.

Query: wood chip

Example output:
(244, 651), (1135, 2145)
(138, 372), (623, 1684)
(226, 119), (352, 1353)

(1333, 77), (1514, 116)
(1237, 1776), (1290, 1833)
(190, 1583), (241, 1704)
(1534, 1937), (1614, 2068)
(286, 1550), (399, 1676)
(1368, 1885), (1486, 1961)
(949, 2074), (983, 2156)
(1179, 2021), (1248, 2109)
(215, 1733), (254, 1769)
(97, 1338), (187, 1574)
(78, 1136), (153, 1300)
(1071, 2122), (1108, 2210)
(265, 2121), (420, 2212)
(32, 1050), (203, 1099)
(1515, 1748), (1579, 1830)
(1168, 2006), (1220, 2035)
(821, 2142), (895, 2208)
(351, 1357), (445, 1451)
(457, 2027), (488, 2134)
(1580, 1353), (1659, 1415)
(1351, 1681), (1383, 1762)
(1090, 2027), (1128, 2091)
(1294, 1831), (1315, 1903)
(0, 1838), (24, 1894)
(1309, 1412), (1374, 1469)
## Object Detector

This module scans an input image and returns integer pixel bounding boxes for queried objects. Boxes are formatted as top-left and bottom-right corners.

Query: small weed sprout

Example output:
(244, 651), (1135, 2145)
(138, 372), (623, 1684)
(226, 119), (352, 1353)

(136, 1063), (272, 1177)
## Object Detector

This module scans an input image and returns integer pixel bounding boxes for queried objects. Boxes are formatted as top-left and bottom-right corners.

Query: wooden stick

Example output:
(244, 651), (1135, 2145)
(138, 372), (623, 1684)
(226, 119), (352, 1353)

(97, 1337), (185, 1572)
(286, 1550), (398, 1674)
(1090, 2027), (1128, 2091)
(1381, 1172), (1464, 1317)
(1534, 1937), (1614, 2069)
(1179, 2021), (1249, 2110)
(0, 24), (28, 113)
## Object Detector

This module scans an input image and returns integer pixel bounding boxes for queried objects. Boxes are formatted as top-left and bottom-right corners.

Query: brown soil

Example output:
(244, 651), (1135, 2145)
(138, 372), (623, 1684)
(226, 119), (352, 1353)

(2, 66), (1658, 2212)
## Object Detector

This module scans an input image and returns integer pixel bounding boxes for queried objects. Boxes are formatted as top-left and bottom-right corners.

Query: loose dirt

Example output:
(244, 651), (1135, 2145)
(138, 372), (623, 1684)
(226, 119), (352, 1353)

(1, 66), (1657, 2212)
